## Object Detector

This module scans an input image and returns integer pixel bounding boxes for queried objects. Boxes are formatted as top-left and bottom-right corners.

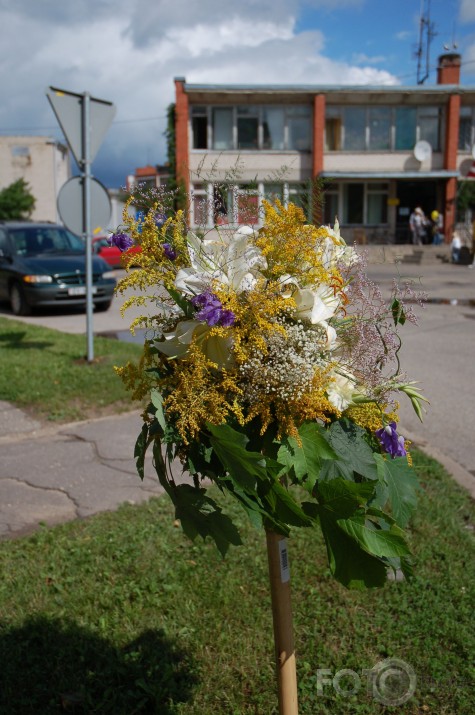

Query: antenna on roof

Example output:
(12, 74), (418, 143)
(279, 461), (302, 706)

(415, 0), (437, 84)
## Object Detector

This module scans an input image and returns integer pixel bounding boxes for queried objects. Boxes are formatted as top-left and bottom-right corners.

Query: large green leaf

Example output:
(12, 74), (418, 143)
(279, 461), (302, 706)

(208, 423), (271, 491)
(316, 478), (375, 518)
(336, 516), (410, 559)
(278, 422), (338, 489)
(134, 423), (150, 480)
(150, 389), (167, 432)
(374, 453), (420, 527)
(319, 511), (388, 589)
(326, 419), (379, 481)
(171, 484), (242, 557)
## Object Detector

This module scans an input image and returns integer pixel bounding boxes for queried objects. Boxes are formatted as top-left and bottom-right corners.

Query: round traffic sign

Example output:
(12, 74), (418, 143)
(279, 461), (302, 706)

(57, 175), (111, 236)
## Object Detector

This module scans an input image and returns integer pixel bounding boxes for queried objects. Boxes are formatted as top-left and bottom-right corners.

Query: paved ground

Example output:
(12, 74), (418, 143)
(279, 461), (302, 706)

(0, 251), (474, 539)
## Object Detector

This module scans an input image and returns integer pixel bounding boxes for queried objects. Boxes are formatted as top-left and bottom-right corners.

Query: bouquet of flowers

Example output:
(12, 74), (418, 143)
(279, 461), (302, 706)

(115, 197), (427, 590)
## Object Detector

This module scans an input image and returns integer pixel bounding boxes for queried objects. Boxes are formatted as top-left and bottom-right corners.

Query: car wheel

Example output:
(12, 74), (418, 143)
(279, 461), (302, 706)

(94, 301), (112, 312)
(10, 282), (31, 316)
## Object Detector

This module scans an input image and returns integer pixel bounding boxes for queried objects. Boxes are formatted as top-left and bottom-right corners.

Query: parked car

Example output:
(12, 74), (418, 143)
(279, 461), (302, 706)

(0, 222), (116, 315)
(92, 235), (141, 268)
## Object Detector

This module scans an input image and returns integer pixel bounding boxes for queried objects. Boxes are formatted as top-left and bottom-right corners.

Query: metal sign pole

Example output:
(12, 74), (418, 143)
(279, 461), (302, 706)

(82, 92), (94, 362)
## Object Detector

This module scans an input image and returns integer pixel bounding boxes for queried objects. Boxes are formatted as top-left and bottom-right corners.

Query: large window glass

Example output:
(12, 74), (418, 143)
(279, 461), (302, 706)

(323, 190), (339, 225)
(395, 107), (417, 150)
(325, 108), (342, 151)
(369, 108), (391, 150)
(262, 107), (285, 149)
(213, 108), (233, 150)
(237, 106), (259, 149)
(459, 107), (474, 151)
(367, 183), (389, 224)
(286, 106), (311, 151)
(191, 107), (208, 149)
(343, 184), (364, 223)
(418, 106), (440, 150)
(344, 108), (366, 150)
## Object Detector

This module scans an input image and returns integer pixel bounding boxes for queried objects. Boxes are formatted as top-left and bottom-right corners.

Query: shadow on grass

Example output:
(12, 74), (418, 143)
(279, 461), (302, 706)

(0, 616), (197, 714)
(0, 330), (53, 350)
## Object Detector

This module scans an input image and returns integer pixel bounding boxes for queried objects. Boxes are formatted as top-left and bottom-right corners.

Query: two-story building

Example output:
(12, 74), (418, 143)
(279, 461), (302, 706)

(0, 136), (70, 222)
(173, 53), (475, 243)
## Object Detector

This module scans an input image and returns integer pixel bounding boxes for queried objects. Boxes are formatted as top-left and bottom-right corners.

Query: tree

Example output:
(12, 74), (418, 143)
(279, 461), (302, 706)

(0, 179), (36, 220)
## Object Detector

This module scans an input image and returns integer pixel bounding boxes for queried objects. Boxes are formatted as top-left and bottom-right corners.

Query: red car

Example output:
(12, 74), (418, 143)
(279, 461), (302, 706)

(92, 236), (141, 268)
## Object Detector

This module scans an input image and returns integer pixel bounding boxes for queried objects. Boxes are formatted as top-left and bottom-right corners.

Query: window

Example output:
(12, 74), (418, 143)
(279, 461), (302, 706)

(325, 108), (342, 151)
(212, 108), (233, 150)
(189, 182), (312, 227)
(344, 108), (366, 151)
(326, 105), (442, 152)
(287, 106), (311, 151)
(191, 105), (311, 151)
(237, 106), (259, 149)
(418, 106), (440, 150)
(459, 107), (474, 151)
(262, 107), (285, 149)
(191, 107), (208, 149)
(395, 108), (417, 150)
(325, 182), (388, 226)
(369, 108), (391, 150)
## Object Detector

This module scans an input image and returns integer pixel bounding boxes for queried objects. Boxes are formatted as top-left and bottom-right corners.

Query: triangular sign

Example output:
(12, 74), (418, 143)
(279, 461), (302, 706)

(46, 86), (116, 167)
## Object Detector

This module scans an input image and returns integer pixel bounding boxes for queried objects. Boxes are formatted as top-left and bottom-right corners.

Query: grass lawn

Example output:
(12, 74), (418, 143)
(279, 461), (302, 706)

(0, 449), (473, 714)
(0, 317), (143, 422)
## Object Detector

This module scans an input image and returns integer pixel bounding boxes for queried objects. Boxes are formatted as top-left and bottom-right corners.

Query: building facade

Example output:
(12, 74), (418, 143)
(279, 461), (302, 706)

(174, 54), (475, 243)
(0, 136), (70, 222)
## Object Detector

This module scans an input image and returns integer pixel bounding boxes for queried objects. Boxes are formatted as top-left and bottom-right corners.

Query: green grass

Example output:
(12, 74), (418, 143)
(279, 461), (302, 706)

(0, 317), (143, 422)
(0, 450), (473, 714)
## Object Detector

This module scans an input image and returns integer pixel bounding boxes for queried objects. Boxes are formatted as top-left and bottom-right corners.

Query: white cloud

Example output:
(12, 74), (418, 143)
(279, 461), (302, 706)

(352, 52), (387, 64)
(460, 0), (475, 24)
(395, 30), (412, 41)
(0, 0), (400, 188)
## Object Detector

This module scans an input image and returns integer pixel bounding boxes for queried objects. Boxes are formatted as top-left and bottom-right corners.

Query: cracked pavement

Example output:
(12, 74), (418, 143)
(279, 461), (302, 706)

(0, 403), (177, 538)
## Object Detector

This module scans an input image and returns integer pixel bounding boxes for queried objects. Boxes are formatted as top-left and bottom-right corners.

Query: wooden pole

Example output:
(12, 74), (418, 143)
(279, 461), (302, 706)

(266, 529), (299, 715)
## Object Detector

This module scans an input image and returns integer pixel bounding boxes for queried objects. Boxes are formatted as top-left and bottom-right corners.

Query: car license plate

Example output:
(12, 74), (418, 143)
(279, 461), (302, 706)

(67, 286), (97, 296)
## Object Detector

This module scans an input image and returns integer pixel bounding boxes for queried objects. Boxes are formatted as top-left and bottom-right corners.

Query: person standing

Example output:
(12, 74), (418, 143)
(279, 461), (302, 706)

(430, 210), (444, 245)
(409, 206), (427, 245)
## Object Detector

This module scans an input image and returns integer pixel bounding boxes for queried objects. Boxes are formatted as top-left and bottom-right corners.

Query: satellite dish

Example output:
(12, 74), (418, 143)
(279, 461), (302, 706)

(413, 140), (432, 162)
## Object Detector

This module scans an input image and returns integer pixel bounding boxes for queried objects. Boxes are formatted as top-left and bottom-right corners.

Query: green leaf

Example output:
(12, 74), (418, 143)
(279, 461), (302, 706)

(326, 420), (379, 481)
(134, 423), (150, 480)
(207, 422), (270, 491)
(317, 478), (375, 518)
(150, 389), (167, 432)
(166, 286), (194, 317)
(374, 453), (420, 527)
(171, 484), (242, 556)
(319, 511), (388, 589)
(391, 298), (406, 326)
(336, 516), (410, 559)
(279, 422), (338, 489)
(264, 479), (313, 528)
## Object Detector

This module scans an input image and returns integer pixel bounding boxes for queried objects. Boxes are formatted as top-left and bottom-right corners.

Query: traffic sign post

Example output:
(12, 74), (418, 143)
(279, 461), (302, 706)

(47, 87), (116, 362)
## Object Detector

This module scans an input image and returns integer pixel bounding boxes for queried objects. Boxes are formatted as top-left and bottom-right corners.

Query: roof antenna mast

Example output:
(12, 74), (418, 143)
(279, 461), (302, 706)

(415, 0), (437, 84)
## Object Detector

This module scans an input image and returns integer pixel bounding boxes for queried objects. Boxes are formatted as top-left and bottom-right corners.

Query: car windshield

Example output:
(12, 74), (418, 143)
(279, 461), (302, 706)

(10, 227), (85, 256)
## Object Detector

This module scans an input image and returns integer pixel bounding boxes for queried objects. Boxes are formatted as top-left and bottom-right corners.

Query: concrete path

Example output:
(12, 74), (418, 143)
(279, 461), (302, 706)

(0, 251), (474, 539)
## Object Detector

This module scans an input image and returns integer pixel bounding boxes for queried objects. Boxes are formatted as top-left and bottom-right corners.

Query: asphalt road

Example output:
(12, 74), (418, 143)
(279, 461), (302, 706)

(1, 263), (474, 482)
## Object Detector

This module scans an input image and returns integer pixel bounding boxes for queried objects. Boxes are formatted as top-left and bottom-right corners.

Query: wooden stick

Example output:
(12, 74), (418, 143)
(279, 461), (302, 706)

(266, 529), (299, 715)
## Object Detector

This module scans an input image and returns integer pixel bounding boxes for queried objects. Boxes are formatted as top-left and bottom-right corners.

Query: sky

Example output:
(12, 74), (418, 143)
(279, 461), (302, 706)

(1, 0), (475, 190)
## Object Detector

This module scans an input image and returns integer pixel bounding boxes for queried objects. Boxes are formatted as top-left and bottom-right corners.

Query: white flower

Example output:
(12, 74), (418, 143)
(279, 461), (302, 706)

(321, 220), (359, 270)
(176, 226), (267, 296)
(293, 284), (341, 324)
(327, 371), (357, 411)
(154, 319), (234, 368)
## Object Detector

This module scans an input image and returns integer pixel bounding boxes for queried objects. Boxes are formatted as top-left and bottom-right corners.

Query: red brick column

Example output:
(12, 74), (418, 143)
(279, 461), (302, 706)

(443, 93), (460, 241)
(312, 94), (325, 223)
(174, 78), (190, 198)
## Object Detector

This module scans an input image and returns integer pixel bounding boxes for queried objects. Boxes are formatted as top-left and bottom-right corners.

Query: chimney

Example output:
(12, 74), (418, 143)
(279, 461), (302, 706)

(437, 53), (461, 85)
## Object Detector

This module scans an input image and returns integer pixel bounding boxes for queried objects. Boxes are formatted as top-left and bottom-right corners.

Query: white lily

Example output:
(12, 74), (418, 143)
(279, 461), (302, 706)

(293, 284), (341, 324)
(176, 226), (267, 296)
(154, 319), (234, 368)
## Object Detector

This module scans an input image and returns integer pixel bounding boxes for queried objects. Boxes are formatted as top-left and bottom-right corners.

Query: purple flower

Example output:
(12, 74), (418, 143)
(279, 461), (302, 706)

(163, 243), (177, 261)
(155, 213), (167, 228)
(191, 291), (235, 327)
(375, 422), (407, 458)
(109, 232), (134, 252)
